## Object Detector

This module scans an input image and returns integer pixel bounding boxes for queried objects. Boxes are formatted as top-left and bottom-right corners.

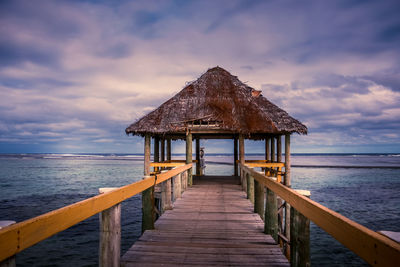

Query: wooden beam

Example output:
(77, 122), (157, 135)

(265, 187), (278, 242)
(186, 131), (193, 186)
(234, 137), (238, 176)
(143, 134), (154, 233)
(160, 138), (165, 162)
(277, 136), (282, 163)
(154, 136), (159, 163)
(271, 137), (275, 162)
(265, 137), (270, 161)
(290, 190), (311, 267)
(99, 188), (121, 267)
(254, 178), (264, 219)
(196, 138), (200, 176)
(166, 138), (171, 161)
(239, 134), (245, 186)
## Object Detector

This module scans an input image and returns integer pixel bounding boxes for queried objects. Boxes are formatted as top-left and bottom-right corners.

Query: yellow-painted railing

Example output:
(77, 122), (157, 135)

(240, 163), (400, 266)
(0, 163), (192, 262)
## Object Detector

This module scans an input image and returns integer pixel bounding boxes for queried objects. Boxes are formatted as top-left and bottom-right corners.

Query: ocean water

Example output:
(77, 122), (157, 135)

(0, 153), (399, 266)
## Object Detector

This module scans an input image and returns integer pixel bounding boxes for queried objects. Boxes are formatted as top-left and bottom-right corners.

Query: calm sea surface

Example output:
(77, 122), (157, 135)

(0, 153), (399, 266)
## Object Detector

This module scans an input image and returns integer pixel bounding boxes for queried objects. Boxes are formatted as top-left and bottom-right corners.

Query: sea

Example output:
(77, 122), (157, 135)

(0, 153), (399, 266)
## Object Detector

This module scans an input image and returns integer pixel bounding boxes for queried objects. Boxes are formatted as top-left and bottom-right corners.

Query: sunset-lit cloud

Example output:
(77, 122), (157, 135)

(0, 0), (399, 153)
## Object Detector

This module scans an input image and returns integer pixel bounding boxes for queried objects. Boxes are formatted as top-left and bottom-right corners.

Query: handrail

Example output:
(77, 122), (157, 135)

(150, 162), (185, 167)
(241, 163), (400, 266)
(0, 163), (192, 262)
(245, 162), (284, 168)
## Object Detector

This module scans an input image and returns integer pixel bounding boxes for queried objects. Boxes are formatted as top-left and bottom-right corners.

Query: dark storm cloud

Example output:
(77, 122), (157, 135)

(0, 0), (399, 152)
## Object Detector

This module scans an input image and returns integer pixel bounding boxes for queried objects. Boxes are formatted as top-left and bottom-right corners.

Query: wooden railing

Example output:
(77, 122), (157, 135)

(0, 163), (192, 264)
(240, 163), (400, 267)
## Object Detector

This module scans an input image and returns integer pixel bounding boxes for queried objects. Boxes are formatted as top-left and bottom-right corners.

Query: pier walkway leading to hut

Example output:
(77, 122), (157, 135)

(121, 175), (289, 267)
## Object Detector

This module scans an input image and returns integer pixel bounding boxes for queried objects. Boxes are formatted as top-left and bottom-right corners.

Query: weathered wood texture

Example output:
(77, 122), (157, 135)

(99, 203), (121, 267)
(122, 176), (289, 267)
(186, 132), (193, 186)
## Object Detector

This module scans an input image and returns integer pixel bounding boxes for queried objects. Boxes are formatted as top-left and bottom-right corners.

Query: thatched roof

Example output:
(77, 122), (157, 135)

(126, 67), (307, 138)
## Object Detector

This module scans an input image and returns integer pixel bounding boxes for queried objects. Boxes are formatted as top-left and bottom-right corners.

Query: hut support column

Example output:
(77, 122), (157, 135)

(186, 131), (193, 186)
(161, 138), (165, 162)
(265, 137), (270, 162)
(277, 136), (282, 162)
(142, 134), (154, 233)
(234, 137), (238, 176)
(166, 138), (171, 161)
(196, 138), (200, 176)
(239, 134), (245, 187)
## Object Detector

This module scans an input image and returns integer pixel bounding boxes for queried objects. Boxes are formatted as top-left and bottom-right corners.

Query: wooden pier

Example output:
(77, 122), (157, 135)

(121, 175), (289, 266)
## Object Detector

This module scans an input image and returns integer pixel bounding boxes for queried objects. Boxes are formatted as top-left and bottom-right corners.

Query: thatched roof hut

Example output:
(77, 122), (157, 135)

(125, 66), (307, 140)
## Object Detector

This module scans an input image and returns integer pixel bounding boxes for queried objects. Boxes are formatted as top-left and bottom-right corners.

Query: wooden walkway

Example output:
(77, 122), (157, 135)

(121, 176), (290, 266)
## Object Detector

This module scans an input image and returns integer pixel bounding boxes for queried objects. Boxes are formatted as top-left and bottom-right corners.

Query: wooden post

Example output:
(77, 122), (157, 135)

(173, 174), (181, 201)
(99, 188), (121, 267)
(285, 134), (291, 257)
(186, 131), (193, 186)
(265, 137), (270, 161)
(161, 137), (165, 162)
(0, 221), (16, 267)
(154, 136), (159, 163)
(142, 134), (154, 233)
(264, 187), (278, 242)
(234, 136), (238, 176)
(160, 171), (172, 212)
(285, 134), (291, 186)
(181, 172), (186, 191)
(254, 178), (264, 219)
(239, 134), (245, 186)
(277, 136), (282, 163)
(246, 173), (254, 204)
(166, 138), (171, 161)
(196, 138), (200, 176)
(290, 190), (311, 267)
(271, 136), (275, 162)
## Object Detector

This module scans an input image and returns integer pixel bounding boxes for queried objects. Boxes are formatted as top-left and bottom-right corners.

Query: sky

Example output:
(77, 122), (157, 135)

(0, 0), (400, 154)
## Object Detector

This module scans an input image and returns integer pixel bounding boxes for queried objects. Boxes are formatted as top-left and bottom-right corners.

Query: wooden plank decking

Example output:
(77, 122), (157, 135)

(121, 176), (289, 266)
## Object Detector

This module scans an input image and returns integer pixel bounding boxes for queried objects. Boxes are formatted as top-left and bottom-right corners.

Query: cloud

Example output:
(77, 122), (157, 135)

(0, 0), (399, 153)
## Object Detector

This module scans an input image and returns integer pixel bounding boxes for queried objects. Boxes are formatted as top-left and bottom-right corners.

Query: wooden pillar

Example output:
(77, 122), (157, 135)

(196, 138), (200, 176)
(246, 173), (254, 204)
(166, 138), (171, 161)
(277, 135), (282, 162)
(285, 134), (292, 256)
(265, 137), (270, 161)
(154, 136), (159, 163)
(160, 138), (165, 162)
(181, 171), (187, 191)
(290, 190), (311, 267)
(160, 172), (172, 212)
(271, 136), (275, 162)
(99, 188), (121, 267)
(186, 131), (193, 186)
(254, 178), (264, 219)
(234, 137), (238, 176)
(239, 134), (245, 186)
(285, 134), (291, 186)
(142, 134), (154, 233)
(173, 174), (182, 201)
(0, 221), (16, 267)
(264, 187), (278, 242)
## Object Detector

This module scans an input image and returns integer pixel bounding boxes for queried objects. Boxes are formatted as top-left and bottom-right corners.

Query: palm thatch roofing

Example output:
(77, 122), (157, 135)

(126, 67), (307, 139)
